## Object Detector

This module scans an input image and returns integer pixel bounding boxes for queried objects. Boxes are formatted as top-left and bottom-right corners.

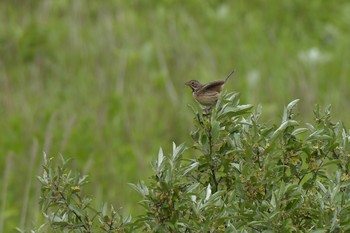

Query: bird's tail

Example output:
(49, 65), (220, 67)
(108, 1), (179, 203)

(225, 70), (235, 82)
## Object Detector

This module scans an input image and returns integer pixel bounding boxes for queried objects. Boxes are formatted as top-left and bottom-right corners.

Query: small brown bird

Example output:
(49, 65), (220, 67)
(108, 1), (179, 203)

(185, 70), (235, 111)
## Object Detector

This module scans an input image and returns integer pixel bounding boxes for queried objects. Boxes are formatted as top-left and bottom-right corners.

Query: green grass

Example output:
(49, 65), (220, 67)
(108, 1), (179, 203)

(0, 0), (350, 231)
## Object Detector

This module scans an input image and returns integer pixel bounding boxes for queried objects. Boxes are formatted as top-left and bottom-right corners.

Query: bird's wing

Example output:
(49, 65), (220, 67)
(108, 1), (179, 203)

(197, 80), (225, 94)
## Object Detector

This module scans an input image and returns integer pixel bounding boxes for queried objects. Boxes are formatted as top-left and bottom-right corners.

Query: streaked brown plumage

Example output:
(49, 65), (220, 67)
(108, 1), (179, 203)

(185, 71), (234, 108)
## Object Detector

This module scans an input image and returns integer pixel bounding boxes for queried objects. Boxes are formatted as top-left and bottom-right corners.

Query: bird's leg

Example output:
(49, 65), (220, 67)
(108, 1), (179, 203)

(203, 106), (212, 115)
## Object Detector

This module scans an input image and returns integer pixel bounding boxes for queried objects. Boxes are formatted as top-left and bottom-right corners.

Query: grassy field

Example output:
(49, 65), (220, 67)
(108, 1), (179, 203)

(0, 0), (350, 231)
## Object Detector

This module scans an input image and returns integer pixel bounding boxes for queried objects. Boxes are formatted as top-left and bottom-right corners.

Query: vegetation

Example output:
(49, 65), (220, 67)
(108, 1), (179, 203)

(35, 93), (350, 232)
(1, 0), (350, 232)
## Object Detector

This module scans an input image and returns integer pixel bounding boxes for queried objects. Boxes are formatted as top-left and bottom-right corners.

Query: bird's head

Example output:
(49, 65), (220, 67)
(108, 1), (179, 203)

(185, 80), (202, 92)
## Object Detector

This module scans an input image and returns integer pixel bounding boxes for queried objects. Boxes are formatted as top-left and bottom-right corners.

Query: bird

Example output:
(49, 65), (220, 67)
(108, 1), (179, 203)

(185, 70), (235, 113)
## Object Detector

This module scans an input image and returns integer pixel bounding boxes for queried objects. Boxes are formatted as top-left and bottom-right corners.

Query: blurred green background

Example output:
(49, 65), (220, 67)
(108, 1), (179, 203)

(1, 0), (349, 231)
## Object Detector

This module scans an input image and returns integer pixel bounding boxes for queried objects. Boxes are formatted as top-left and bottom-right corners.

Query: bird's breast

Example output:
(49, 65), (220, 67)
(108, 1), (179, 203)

(193, 91), (220, 106)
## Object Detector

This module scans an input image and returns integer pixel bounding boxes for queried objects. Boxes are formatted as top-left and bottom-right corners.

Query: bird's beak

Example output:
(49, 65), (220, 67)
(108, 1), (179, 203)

(185, 81), (190, 86)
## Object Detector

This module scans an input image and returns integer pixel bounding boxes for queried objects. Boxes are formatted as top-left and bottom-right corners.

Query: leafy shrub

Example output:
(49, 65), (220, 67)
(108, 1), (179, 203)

(34, 92), (350, 232)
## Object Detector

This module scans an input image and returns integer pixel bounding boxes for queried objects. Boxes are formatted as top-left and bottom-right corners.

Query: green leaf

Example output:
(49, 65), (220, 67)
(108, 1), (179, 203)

(322, 159), (340, 168)
(129, 181), (149, 197)
(182, 160), (199, 176)
(78, 175), (89, 185)
(282, 99), (300, 122)
(287, 99), (300, 112)
(172, 142), (185, 160)
(218, 104), (253, 119)
(205, 184), (211, 202)
(102, 203), (108, 217)
(310, 229), (327, 233)
(69, 205), (84, 217)
(316, 181), (327, 193)
(103, 215), (111, 223)
(231, 162), (240, 172)
(187, 104), (199, 116)
(270, 193), (276, 208)
(270, 120), (299, 144)
(225, 92), (240, 102)
(158, 147), (164, 169)
(186, 183), (200, 193)
(292, 128), (308, 136)
(51, 221), (69, 227)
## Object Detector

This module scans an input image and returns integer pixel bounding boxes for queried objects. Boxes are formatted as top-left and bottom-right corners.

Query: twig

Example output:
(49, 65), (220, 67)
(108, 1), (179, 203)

(256, 146), (262, 169)
(53, 183), (90, 232)
(207, 122), (219, 192)
(106, 220), (114, 233)
(190, 174), (205, 186)
(297, 173), (306, 185)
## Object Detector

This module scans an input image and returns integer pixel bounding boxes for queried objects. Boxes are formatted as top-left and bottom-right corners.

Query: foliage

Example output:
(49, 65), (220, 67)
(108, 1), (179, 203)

(35, 93), (350, 232)
(2, 1), (350, 231)
(33, 155), (131, 233)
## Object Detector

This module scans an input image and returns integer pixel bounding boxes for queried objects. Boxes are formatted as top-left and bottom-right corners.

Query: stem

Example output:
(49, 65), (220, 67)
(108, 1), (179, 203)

(196, 113), (204, 127)
(53, 183), (90, 232)
(297, 174), (306, 185)
(249, 225), (262, 232)
(106, 221), (114, 233)
(208, 123), (212, 155)
(208, 120), (219, 192)
(190, 174), (205, 186)
(210, 167), (219, 193)
(256, 146), (262, 168)
(305, 160), (324, 194)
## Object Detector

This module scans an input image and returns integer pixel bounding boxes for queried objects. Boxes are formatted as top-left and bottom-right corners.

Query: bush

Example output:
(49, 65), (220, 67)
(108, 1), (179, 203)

(34, 92), (350, 232)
